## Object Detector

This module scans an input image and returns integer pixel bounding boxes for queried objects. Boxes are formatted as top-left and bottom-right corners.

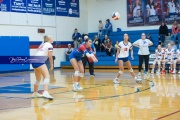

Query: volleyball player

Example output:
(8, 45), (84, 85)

(161, 43), (174, 74)
(172, 44), (180, 73)
(69, 38), (98, 91)
(151, 45), (164, 74)
(32, 35), (54, 100)
(113, 33), (137, 84)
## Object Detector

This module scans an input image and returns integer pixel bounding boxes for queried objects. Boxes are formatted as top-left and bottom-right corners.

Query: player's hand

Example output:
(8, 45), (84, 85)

(131, 56), (134, 60)
(93, 58), (98, 62)
(49, 66), (54, 71)
(115, 58), (117, 62)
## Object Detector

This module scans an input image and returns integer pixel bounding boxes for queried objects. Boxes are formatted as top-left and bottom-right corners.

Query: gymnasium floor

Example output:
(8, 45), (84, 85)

(0, 69), (180, 120)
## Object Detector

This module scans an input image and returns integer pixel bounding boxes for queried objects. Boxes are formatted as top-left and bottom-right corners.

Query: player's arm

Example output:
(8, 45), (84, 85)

(48, 48), (53, 70)
(115, 47), (120, 62)
(130, 46), (134, 60)
(171, 51), (174, 61)
(148, 40), (153, 46)
(133, 40), (139, 48)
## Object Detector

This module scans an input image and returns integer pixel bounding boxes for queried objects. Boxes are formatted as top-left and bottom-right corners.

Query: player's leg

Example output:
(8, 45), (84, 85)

(138, 55), (144, 78)
(125, 60), (136, 79)
(32, 68), (42, 98)
(172, 59), (177, 74)
(36, 64), (53, 99)
(114, 59), (124, 84)
(144, 55), (150, 73)
(156, 60), (161, 74)
(151, 59), (157, 74)
(161, 59), (167, 74)
(70, 58), (81, 91)
(76, 60), (84, 90)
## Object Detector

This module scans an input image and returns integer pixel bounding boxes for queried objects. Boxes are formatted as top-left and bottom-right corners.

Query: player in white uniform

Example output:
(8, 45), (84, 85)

(167, 0), (176, 15)
(146, 0), (156, 17)
(161, 43), (174, 74)
(151, 45), (164, 74)
(133, 0), (141, 17)
(31, 35), (54, 100)
(172, 44), (180, 73)
(114, 34), (137, 84)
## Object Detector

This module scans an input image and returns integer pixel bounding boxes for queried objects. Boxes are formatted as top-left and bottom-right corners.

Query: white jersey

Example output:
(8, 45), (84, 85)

(146, 4), (156, 16)
(133, 5), (140, 17)
(168, 2), (176, 13)
(133, 39), (153, 55)
(165, 48), (174, 59)
(176, 49), (180, 59)
(155, 49), (164, 59)
(118, 41), (132, 58)
(36, 42), (53, 56)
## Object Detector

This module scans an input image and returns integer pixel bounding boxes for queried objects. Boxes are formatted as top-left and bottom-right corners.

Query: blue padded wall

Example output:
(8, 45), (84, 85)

(0, 36), (30, 72)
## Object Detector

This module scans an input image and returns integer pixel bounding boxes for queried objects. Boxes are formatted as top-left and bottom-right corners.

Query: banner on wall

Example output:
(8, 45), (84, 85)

(127, 0), (144, 27)
(144, 0), (162, 25)
(11, 0), (27, 13)
(127, 0), (180, 27)
(27, 0), (41, 14)
(56, 0), (69, 16)
(0, 0), (10, 12)
(163, 0), (180, 24)
(42, 0), (55, 15)
(68, 0), (79, 17)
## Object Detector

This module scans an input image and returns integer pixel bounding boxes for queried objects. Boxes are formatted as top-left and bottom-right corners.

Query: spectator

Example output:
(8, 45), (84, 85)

(72, 28), (82, 48)
(146, 33), (153, 41)
(159, 22), (168, 46)
(103, 19), (112, 35)
(93, 35), (101, 51)
(114, 41), (119, 56)
(105, 39), (113, 56)
(171, 21), (179, 43)
(170, 40), (177, 51)
(101, 35), (109, 52)
(66, 44), (73, 61)
(98, 20), (103, 37)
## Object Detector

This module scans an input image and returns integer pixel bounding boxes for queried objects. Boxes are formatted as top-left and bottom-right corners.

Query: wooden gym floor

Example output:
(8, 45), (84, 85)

(0, 69), (180, 120)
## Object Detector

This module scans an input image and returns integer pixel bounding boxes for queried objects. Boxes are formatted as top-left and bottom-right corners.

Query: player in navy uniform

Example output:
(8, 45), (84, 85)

(69, 38), (98, 91)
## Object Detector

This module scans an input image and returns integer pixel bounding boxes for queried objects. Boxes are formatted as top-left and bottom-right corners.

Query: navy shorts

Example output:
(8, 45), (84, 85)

(69, 53), (81, 61)
(118, 57), (129, 62)
(32, 63), (44, 68)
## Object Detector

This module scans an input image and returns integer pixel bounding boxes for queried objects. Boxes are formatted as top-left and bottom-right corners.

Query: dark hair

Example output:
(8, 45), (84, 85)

(106, 19), (110, 22)
(99, 20), (102, 22)
(75, 28), (77, 30)
(85, 38), (91, 43)
(148, 0), (154, 9)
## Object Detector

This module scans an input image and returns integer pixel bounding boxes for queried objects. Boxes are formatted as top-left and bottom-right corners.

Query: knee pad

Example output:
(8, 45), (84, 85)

(79, 73), (84, 77)
(43, 78), (50, 84)
(129, 68), (134, 72)
(74, 71), (79, 76)
(35, 80), (40, 85)
(118, 70), (123, 74)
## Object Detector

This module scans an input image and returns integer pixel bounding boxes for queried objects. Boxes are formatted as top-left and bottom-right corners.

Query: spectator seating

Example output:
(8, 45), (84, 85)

(61, 29), (159, 69)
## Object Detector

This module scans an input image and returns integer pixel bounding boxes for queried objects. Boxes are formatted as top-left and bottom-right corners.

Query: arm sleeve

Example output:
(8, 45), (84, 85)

(133, 40), (139, 45)
(48, 44), (53, 51)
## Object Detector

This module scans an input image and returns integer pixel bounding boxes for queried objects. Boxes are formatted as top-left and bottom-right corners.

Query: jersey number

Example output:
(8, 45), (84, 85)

(124, 48), (128, 51)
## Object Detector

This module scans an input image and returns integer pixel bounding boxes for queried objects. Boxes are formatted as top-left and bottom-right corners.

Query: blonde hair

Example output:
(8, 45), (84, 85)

(44, 35), (52, 43)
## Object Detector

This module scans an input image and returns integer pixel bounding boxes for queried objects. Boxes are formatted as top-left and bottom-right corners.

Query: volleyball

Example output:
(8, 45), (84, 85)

(112, 12), (120, 20)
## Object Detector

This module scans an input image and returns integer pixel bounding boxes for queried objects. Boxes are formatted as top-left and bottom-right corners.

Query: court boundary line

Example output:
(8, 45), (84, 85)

(155, 110), (180, 120)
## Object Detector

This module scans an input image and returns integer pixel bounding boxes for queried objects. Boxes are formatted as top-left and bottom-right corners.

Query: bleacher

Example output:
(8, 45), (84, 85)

(61, 29), (159, 69)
